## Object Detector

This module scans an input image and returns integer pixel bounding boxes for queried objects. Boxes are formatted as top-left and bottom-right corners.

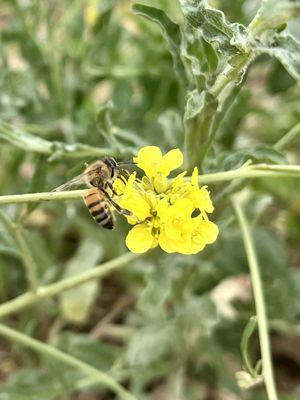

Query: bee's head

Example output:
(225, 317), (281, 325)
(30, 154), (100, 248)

(103, 157), (118, 170)
(102, 157), (118, 180)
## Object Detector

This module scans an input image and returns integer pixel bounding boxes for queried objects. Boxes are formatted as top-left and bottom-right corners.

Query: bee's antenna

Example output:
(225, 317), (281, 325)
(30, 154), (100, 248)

(118, 161), (137, 166)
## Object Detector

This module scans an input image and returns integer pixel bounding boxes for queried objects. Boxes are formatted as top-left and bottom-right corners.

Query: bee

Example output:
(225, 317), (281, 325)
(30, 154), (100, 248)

(53, 158), (133, 229)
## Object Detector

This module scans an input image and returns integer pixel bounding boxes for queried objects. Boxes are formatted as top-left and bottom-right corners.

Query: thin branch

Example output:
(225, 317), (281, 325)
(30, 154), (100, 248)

(0, 119), (114, 159)
(0, 252), (140, 319)
(0, 189), (88, 205)
(199, 164), (300, 184)
(274, 121), (300, 151)
(0, 323), (137, 400)
(1, 164), (300, 205)
(0, 211), (38, 292)
(232, 196), (278, 400)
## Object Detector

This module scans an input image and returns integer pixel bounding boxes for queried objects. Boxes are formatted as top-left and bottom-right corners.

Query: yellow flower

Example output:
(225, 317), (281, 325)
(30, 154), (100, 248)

(114, 146), (218, 254)
(126, 223), (157, 253)
(134, 146), (183, 179)
(133, 146), (183, 193)
(85, 2), (99, 27)
(190, 167), (214, 213)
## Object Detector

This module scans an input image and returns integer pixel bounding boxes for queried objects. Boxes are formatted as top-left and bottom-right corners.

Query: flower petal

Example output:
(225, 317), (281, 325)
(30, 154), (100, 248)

(158, 230), (178, 253)
(159, 229), (194, 254)
(191, 167), (199, 188)
(193, 219), (219, 245)
(160, 149), (183, 176)
(188, 186), (214, 213)
(133, 146), (162, 178)
(120, 192), (151, 221)
(196, 187), (214, 213)
(125, 224), (157, 253)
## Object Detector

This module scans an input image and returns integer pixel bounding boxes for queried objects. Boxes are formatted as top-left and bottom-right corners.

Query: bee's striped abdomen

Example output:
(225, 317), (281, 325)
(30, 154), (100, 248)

(83, 189), (114, 230)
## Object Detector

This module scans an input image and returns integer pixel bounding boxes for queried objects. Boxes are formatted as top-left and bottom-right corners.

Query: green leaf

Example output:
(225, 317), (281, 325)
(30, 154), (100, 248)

(178, 295), (218, 336)
(201, 37), (219, 73)
(157, 109), (183, 147)
(254, 32), (300, 82)
(215, 146), (288, 171)
(253, 228), (298, 321)
(0, 120), (112, 159)
(56, 332), (120, 370)
(240, 316), (258, 376)
(95, 101), (114, 143)
(137, 261), (179, 320)
(0, 120), (52, 154)
(249, 0), (300, 36)
(59, 239), (103, 324)
(179, 0), (248, 57)
(133, 3), (188, 86)
(95, 102), (143, 150)
(0, 367), (74, 400)
(126, 322), (177, 367)
(185, 89), (213, 120)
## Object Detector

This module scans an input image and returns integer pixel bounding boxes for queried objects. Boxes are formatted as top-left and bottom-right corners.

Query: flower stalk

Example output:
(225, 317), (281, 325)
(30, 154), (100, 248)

(0, 252), (140, 319)
(0, 164), (300, 206)
(0, 323), (137, 400)
(274, 121), (300, 151)
(232, 196), (278, 400)
(0, 211), (38, 293)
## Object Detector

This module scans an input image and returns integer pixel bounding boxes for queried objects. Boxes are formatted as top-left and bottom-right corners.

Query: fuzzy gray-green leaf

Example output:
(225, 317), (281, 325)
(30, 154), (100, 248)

(133, 3), (188, 86)
(0, 120), (52, 154)
(59, 240), (103, 324)
(180, 0), (248, 57)
(255, 32), (300, 81)
(249, 0), (300, 36)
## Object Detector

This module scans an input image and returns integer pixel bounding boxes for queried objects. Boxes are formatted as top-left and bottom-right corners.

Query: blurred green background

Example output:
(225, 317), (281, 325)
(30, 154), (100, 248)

(0, 0), (300, 399)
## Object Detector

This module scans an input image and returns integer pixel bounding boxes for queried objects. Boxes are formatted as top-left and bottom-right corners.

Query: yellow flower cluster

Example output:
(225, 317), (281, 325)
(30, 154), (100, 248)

(85, 2), (98, 28)
(114, 146), (218, 254)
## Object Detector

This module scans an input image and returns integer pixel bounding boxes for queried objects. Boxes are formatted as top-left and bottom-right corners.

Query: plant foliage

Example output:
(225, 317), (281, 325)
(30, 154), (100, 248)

(0, 0), (300, 399)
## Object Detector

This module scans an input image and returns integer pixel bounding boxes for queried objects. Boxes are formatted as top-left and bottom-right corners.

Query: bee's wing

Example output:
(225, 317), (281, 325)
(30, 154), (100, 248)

(52, 171), (88, 192)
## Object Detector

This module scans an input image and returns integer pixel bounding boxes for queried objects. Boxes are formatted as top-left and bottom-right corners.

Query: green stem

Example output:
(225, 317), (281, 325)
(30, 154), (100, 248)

(200, 80), (245, 167)
(184, 53), (253, 172)
(0, 323), (137, 400)
(0, 119), (114, 159)
(232, 196), (278, 400)
(199, 164), (300, 184)
(0, 211), (38, 292)
(1, 164), (300, 205)
(0, 189), (87, 204)
(0, 252), (140, 319)
(274, 121), (300, 151)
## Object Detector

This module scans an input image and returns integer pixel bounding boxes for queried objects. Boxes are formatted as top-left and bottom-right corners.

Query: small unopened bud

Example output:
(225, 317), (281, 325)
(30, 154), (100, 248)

(235, 371), (263, 390)
(153, 174), (168, 193)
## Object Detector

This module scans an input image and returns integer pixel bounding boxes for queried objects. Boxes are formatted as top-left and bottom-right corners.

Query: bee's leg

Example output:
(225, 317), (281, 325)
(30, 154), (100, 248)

(119, 175), (127, 184)
(100, 188), (132, 216)
(120, 168), (130, 178)
(106, 181), (119, 196)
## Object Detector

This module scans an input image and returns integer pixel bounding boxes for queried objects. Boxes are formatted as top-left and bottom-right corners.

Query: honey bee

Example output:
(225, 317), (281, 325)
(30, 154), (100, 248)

(53, 158), (133, 229)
